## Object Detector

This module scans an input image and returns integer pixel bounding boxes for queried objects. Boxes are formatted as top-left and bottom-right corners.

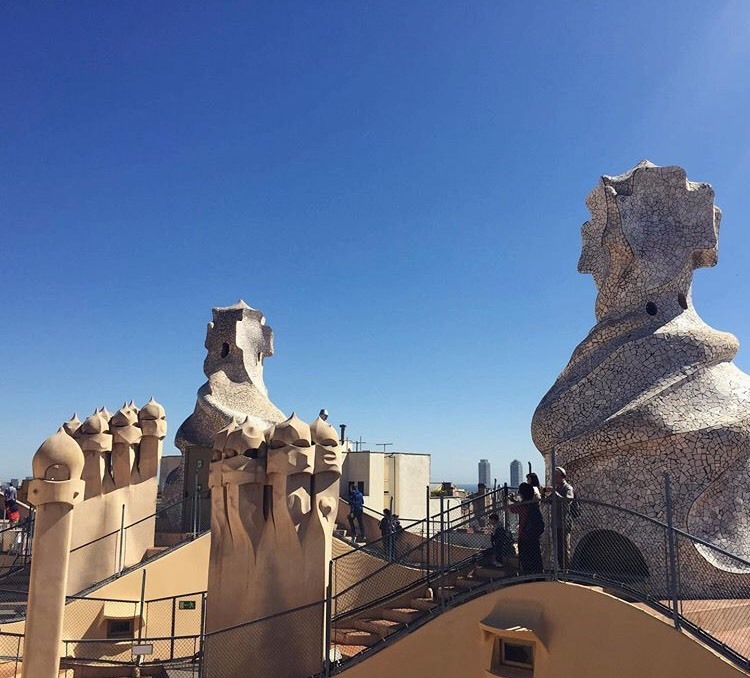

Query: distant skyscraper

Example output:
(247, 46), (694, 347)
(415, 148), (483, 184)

(510, 459), (523, 488)
(478, 459), (491, 487)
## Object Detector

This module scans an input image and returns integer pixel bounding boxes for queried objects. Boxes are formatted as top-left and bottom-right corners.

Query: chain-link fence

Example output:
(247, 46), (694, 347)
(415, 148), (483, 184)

(61, 634), (203, 667)
(203, 601), (326, 678)
(0, 495), (211, 599)
(330, 487), (508, 624)
(0, 588), (205, 676)
(68, 496), (208, 596)
(0, 515), (33, 583)
(0, 632), (22, 677)
(673, 530), (750, 665)
(2, 482), (750, 676)
(327, 486), (750, 674)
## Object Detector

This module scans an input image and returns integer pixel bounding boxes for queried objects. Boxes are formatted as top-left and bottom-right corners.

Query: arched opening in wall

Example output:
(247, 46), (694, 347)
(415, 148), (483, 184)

(572, 530), (649, 583)
(221, 342), (230, 358)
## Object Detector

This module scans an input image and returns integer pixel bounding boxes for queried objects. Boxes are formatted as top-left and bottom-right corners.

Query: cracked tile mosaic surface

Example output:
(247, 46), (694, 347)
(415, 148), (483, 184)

(532, 162), (750, 580)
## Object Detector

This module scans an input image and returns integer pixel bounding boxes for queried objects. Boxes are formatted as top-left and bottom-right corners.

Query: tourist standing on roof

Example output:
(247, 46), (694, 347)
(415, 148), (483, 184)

(510, 482), (545, 574)
(379, 508), (396, 560)
(347, 482), (366, 543)
(553, 467), (575, 569)
(3, 484), (17, 505)
(526, 473), (543, 499)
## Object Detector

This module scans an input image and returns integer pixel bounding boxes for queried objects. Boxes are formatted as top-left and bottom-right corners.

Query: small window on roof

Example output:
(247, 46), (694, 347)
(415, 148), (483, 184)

(492, 637), (534, 672)
(107, 618), (134, 639)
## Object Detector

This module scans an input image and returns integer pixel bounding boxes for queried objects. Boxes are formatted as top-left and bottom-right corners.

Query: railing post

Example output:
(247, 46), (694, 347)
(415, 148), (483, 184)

(138, 570), (146, 643)
(502, 484), (509, 532)
(199, 592), (207, 671)
(439, 494), (446, 610)
(551, 448), (559, 580)
(664, 472), (681, 630)
(425, 485), (430, 538)
(117, 503), (126, 576)
(23, 511), (33, 566)
(425, 485), (431, 582)
(170, 595), (177, 661)
(324, 559), (334, 676)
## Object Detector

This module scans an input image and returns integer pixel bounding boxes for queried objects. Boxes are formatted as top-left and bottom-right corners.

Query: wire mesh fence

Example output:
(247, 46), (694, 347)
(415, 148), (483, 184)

(673, 530), (750, 664)
(203, 601), (326, 678)
(0, 632), (22, 677)
(0, 515), (33, 582)
(330, 487), (510, 623)
(328, 488), (750, 674)
(1, 482), (750, 675)
(0, 494), (211, 598)
(61, 634), (202, 666)
(564, 499), (671, 600)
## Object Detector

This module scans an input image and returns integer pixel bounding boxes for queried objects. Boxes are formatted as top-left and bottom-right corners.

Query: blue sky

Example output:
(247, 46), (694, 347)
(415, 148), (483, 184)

(2, 2), (749, 483)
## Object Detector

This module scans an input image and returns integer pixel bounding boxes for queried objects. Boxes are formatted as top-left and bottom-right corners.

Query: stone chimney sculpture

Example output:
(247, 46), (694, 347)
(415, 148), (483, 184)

(170, 301), (285, 527)
(24, 429), (85, 677)
(204, 413), (342, 678)
(60, 399), (166, 594)
(531, 161), (750, 591)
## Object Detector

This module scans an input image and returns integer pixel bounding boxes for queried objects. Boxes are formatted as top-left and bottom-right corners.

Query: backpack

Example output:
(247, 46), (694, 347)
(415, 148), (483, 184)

(569, 495), (581, 521)
(527, 506), (545, 540)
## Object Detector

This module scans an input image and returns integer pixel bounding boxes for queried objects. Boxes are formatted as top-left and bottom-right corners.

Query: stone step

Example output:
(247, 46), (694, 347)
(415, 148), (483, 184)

(333, 643), (369, 659)
(437, 586), (458, 601)
(455, 576), (483, 591)
(331, 627), (380, 646)
(380, 607), (422, 624)
(154, 532), (194, 547)
(352, 617), (402, 637)
(409, 597), (438, 612)
(143, 547), (169, 560)
(473, 565), (506, 579)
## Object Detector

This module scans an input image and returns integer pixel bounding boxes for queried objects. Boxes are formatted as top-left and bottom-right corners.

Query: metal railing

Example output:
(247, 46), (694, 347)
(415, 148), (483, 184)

(325, 479), (750, 675)
(1, 479), (750, 676)
(202, 601), (325, 678)
(0, 590), (206, 676)
(0, 494), (211, 600)
(0, 512), (34, 580)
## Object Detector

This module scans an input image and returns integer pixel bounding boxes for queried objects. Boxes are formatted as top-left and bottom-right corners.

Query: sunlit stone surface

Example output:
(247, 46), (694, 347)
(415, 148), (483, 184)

(532, 162), (750, 580)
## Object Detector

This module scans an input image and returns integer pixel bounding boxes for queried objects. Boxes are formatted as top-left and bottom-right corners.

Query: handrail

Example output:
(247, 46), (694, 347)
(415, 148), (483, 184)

(671, 524), (750, 568)
(62, 632), (201, 644)
(69, 496), (191, 554)
(2, 490), (750, 674)
(334, 485), (508, 559)
(63, 589), (206, 605)
(338, 495), (422, 523)
(332, 514), (427, 560)
(203, 598), (324, 637)
(328, 490), (750, 674)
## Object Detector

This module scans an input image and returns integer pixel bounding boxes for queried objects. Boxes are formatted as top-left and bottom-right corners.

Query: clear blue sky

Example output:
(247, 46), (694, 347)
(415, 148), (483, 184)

(2, 2), (749, 484)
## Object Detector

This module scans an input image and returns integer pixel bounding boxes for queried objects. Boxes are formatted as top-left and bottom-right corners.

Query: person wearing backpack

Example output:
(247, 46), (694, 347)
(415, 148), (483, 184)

(391, 514), (404, 559)
(487, 513), (516, 568)
(554, 467), (575, 569)
(347, 482), (366, 542)
(379, 508), (396, 560)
